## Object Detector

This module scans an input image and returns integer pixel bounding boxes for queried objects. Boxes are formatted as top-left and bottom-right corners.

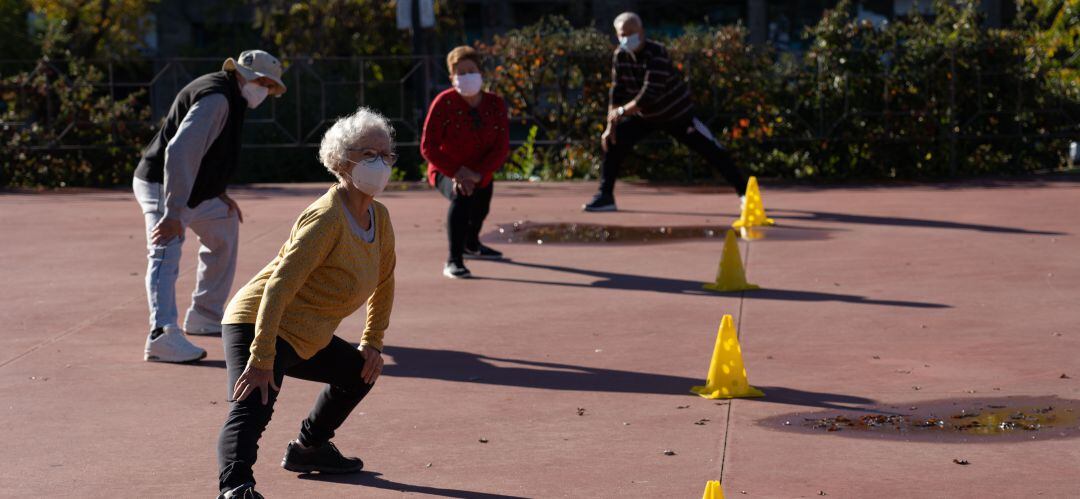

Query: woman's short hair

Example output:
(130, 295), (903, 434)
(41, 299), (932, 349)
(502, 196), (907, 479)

(318, 107), (394, 180)
(446, 45), (482, 73)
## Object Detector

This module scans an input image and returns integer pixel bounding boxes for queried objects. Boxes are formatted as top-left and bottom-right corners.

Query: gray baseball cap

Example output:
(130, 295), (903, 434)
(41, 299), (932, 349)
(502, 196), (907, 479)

(223, 50), (287, 96)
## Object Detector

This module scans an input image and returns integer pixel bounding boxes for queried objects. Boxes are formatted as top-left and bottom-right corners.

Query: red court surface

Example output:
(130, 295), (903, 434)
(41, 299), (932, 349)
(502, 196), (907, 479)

(2, 179), (1078, 498)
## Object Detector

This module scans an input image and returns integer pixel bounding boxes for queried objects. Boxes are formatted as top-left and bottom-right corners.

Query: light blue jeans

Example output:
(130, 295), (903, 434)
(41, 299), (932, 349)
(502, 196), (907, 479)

(133, 178), (239, 331)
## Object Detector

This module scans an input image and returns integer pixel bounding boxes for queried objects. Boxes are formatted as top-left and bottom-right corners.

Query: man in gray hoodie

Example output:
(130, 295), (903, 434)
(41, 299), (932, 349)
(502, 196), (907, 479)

(132, 50), (286, 363)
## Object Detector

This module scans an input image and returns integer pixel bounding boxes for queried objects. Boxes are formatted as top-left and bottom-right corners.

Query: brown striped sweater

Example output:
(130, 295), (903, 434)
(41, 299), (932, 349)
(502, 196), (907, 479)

(609, 39), (694, 124)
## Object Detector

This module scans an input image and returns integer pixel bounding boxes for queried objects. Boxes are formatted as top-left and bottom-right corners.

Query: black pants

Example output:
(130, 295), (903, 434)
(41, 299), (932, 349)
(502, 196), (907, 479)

(217, 323), (375, 492)
(435, 172), (493, 263)
(600, 115), (748, 197)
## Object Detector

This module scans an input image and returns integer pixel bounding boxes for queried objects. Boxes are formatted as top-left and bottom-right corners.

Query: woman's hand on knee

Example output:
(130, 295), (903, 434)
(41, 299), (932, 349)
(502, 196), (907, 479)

(359, 346), (383, 385)
(232, 365), (279, 405)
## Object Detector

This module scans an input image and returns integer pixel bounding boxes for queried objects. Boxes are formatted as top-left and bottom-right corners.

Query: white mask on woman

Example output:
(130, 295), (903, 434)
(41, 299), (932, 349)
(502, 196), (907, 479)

(346, 156), (392, 196)
(618, 33), (642, 52)
(241, 82), (269, 109)
(453, 73), (483, 97)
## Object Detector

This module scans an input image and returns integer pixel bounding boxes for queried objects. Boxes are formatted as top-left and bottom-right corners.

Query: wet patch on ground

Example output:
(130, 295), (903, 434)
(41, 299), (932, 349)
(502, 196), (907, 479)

(488, 221), (835, 244)
(758, 396), (1080, 443)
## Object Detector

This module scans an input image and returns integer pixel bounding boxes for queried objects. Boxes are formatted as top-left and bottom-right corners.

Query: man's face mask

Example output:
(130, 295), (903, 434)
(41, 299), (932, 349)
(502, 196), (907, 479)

(241, 82), (269, 109)
(618, 33), (641, 51)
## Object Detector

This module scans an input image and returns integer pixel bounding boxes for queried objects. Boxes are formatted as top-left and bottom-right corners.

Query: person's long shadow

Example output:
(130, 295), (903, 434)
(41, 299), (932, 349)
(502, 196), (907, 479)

(480, 260), (948, 309)
(775, 209), (1065, 236)
(382, 346), (875, 411)
(617, 208), (735, 218)
(298, 471), (528, 498)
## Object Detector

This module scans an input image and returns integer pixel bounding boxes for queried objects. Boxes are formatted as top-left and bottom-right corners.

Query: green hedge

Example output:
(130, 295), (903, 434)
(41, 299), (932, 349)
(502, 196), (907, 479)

(3, 0), (1077, 188)
(487, 0), (1079, 183)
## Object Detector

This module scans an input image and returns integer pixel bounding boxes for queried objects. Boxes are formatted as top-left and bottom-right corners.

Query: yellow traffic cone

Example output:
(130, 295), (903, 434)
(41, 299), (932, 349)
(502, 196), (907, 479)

(691, 315), (764, 399)
(702, 480), (724, 499)
(732, 176), (775, 228)
(703, 230), (759, 292)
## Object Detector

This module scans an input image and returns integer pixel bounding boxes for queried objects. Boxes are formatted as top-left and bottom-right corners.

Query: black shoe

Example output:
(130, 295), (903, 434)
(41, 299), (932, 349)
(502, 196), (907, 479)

(218, 482), (263, 499)
(443, 260), (472, 279)
(281, 440), (364, 474)
(583, 193), (617, 212)
(463, 243), (503, 260)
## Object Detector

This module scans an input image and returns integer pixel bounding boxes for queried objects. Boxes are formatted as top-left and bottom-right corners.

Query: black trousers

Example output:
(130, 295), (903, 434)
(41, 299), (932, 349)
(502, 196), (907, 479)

(435, 172), (493, 263)
(217, 323), (375, 492)
(599, 115), (748, 197)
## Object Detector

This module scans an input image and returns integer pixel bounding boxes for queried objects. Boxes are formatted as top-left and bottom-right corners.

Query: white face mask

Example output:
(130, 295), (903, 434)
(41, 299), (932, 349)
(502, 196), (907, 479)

(241, 82), (269, 109)
(619, 33), (642, 52)
(453, 73), (483, 97)
(346, 156), (392, 196)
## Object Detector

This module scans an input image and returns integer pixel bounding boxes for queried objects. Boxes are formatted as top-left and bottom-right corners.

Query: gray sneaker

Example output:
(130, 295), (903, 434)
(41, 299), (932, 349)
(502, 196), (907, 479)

(144, 326), (206, 363)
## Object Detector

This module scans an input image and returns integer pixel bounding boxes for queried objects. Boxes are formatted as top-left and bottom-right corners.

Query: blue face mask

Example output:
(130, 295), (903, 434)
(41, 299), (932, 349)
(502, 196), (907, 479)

(618, 33), (641, 51)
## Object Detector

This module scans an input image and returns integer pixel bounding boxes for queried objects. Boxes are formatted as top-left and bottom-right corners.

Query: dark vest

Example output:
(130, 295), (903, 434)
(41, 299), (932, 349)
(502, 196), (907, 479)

(134, 71), (247, 209)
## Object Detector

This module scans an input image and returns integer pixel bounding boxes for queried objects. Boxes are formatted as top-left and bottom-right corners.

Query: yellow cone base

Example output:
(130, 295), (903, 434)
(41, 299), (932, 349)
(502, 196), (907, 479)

(691, 383), (765, 399)
(737, 227), (766, 240)
(702, 480), (725, 499)
(702, 282), (760, 293)
(732, 217), (775, 229)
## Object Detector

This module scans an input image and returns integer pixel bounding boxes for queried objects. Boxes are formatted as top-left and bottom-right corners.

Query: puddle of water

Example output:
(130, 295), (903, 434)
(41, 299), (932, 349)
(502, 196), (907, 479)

(491, 221), (724, 244)
(488, 221), (833, 244)
(759, 396), (1080, 443)
(736, 226), (835, 241)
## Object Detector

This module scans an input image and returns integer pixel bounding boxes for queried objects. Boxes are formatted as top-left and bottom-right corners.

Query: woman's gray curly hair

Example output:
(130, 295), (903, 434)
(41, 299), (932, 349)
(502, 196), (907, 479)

(318, 107), (395, 180)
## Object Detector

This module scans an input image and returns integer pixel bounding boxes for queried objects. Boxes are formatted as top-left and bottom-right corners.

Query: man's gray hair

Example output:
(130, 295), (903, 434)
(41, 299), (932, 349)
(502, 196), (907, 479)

(613, 12), (642, 29)
(318, 107), (395, 180)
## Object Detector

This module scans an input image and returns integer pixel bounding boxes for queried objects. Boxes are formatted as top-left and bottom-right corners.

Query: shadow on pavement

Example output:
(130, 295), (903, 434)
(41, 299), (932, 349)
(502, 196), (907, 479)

(383, 346), (877, 412)
(775, 209), (1065, 235)
(383, 346), (699, 396)
(190, 359), (228, 369)
(298, 471), (528, 498)
(617, 208), (736, 218)
(479, 260), (949, 309)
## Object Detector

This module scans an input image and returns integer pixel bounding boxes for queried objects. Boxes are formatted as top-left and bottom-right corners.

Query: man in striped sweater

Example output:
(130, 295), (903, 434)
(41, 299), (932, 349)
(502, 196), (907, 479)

(584, 12), (748, 212)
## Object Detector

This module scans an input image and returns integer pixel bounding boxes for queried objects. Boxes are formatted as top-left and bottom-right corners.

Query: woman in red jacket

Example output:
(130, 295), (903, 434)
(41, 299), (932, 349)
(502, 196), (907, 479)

(421, 45), (510, 279)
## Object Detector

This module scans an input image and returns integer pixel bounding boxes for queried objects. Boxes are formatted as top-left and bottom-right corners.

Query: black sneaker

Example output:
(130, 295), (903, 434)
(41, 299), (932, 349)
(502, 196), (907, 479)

(443, 260), (472, 279)
(583, 193), (617, 212)
(217, 482), (263, 499)
(281, 440), (363, 474)
(463, 243), (503, 260)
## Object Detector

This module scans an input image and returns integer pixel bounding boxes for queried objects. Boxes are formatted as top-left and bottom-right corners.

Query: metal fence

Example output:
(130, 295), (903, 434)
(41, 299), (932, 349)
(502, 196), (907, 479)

(2, 52), (1077, 181)
(0, 56), (448, 149)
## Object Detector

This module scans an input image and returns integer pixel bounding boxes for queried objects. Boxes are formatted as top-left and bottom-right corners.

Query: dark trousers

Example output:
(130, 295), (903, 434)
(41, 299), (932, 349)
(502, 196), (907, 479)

(600, 116), (748, 197)
(435, 172), (493, 263)
(217, 323), (375, 492)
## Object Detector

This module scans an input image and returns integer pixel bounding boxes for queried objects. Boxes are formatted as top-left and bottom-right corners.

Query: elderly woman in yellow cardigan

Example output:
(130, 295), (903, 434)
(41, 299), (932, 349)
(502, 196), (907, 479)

(215, 107), (397, 499)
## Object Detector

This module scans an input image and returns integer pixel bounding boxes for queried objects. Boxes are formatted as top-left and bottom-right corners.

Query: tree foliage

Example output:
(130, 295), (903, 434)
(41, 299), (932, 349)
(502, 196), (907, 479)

(252, 0), (463, 58)
(1, 0), (153, 188)
(29, 0), (156, 60)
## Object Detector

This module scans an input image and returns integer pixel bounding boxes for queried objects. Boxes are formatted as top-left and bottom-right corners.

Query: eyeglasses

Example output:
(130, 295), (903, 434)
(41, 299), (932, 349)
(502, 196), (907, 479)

(346, 148), (398, 167)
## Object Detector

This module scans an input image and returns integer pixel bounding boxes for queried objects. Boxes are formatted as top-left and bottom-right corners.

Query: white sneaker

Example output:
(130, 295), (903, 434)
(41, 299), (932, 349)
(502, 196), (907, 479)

(145, 326), (207, 363)
(184, 309), (222, 336)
